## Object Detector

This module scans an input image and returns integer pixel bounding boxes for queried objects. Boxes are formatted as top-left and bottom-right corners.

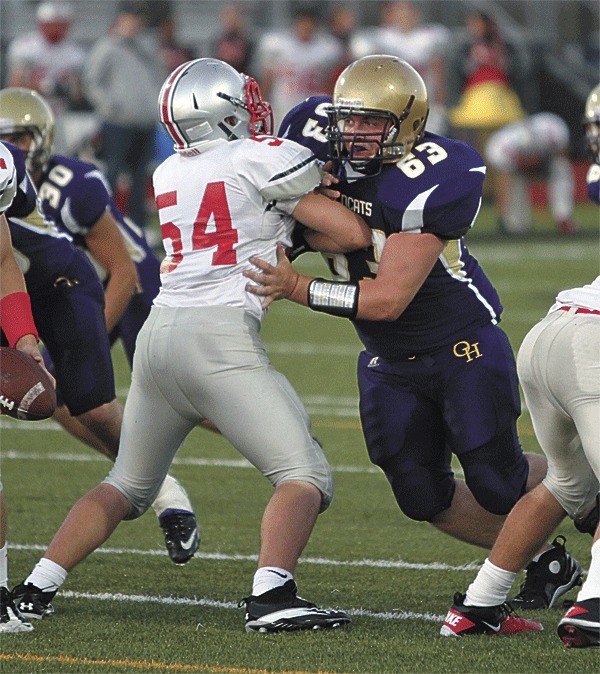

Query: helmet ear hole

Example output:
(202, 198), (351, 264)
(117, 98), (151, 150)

(224, 115), (238, 126)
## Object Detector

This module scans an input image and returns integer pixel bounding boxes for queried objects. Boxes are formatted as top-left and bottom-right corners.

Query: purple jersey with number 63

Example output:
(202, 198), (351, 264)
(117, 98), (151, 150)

(280, 97), (503, 359)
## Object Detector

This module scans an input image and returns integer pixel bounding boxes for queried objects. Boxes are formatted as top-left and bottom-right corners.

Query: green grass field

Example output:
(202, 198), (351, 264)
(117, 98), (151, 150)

(1, 203), (598, 673)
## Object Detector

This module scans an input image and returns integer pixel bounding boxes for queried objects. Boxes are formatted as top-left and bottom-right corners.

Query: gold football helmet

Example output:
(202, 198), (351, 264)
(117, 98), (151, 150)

(0, 88), (55, 173)
(327, 55), (429, 173)
(584, 83), (600, 164)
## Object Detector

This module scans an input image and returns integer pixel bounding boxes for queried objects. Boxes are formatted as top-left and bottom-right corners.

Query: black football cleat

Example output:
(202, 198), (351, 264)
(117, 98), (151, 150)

(159, 510), (200, 564)
(241, 579), (351, 633)
(0, 587), (33, 633)
(11, 582), (56, 620)
(509, 536), (582, 609)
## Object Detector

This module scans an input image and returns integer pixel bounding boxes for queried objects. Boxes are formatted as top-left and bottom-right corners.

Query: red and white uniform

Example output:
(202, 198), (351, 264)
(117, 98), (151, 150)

(256, 31), (343, 127)
(103, 135), (334, 517)
(374, 23), (449, 103)
(517, 277), (600, 520)
(485, 113), (574, 232)
(153, 136), (319, 319)
(7, 31), (85, 108)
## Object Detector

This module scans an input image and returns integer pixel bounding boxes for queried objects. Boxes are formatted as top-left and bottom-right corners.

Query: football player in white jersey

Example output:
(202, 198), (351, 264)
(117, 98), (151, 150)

(0, 143), (53, 634)
(438, 92), (600, 645)
(12, 58), (371, 634)
(484, 112), (576, 235)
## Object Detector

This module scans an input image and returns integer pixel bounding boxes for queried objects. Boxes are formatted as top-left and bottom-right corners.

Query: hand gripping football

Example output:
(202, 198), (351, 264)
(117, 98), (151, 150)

(0, 347), (56, 420)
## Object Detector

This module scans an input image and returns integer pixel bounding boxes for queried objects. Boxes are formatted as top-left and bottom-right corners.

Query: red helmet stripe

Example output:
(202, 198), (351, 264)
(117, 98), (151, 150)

(160, 60), (197, 148)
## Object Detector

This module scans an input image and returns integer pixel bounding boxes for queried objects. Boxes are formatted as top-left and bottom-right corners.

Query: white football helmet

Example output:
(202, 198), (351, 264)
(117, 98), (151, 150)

(584, 83), (600, 164)
(158, 58), (273, 152)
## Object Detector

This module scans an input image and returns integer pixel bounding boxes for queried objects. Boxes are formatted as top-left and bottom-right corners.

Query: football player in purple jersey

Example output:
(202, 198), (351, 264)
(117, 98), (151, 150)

(0, 89), (199, 565)
(247, 55), (582, 614)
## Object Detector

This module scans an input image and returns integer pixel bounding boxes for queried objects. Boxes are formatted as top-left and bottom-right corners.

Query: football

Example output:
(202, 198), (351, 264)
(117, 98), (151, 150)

(0, 347), (56, 421)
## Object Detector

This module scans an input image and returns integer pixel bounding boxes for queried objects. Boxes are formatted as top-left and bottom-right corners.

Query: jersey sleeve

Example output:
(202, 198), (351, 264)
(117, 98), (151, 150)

(56, 163), (111, 235)
(407, 141), (486, 239)
(235, 137), (322, 212)
(420, 167), (485, 239)
(278, 96), (332, 163)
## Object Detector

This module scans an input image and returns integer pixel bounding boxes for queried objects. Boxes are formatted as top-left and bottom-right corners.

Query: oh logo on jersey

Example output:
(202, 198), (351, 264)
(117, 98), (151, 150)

(452, 340), (482, 362)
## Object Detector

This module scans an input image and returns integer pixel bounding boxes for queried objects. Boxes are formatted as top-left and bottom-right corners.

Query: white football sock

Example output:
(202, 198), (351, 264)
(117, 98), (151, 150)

(25, 557), (68, 592)
(0, 543), (7, 588)
(578, 539), (600, 601)
(252, 567), (293, 596)
(465, 558), (517, 607)
(151, 475), (193, 517)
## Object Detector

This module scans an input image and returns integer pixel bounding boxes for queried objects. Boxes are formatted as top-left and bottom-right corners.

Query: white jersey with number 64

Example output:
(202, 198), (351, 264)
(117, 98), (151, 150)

(152, 135), (321, 319)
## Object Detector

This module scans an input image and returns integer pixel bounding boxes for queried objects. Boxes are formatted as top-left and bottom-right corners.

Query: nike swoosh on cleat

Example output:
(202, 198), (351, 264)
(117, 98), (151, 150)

(267, 570), (289, 578)
(481, 621), (501, 632)
(179, 531), (198, 550)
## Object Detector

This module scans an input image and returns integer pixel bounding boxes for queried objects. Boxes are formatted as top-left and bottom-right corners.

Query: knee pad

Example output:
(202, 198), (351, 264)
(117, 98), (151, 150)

(388, 468), (455, 522)
(265, 436), (333, 513)
(461, 428), (529, 515)
(102, 473), (158, 521)
(271, 461), (334, 513)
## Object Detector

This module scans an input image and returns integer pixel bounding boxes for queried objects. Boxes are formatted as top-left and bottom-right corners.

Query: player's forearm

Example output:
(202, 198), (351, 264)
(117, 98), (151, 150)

(103, 266), (138, 333)
(293, 193), (371, 251)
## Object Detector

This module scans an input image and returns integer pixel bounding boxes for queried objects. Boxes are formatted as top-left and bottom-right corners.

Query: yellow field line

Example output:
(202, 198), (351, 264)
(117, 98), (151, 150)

(0, 654), (340, 674)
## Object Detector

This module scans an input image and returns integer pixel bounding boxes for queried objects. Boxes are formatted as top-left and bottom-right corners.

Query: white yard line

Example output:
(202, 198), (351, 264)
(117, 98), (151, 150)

(57, 589), (444, 623)
(2, 449), (469, 477)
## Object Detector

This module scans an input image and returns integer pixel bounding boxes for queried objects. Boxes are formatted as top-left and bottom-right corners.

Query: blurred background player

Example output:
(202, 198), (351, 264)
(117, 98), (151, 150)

(484, 112), (577, 235)
(255, 5), (343, 128)
(0, 142), (53, 634)
(248, 56), (582, 614)
(11, 56), (372, 634)
(358, 1), (450, 135)
(583, 83), (600, 204)
(0, 105), (198, 566)
(5, 1), (88, 153)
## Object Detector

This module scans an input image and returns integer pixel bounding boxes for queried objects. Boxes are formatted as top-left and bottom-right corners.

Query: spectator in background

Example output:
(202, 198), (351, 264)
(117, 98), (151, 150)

(6, 1), (88, 152)
(255, 4), (343, 127)
(147, 1), (196, 165)
(327, 5), (358, 88)
(371, 1), (450, 135)
(484, 112), (577, 235)
(450, 11), (524, 137)
(84, 0), (165, 230)
(212, 4), (254, 75)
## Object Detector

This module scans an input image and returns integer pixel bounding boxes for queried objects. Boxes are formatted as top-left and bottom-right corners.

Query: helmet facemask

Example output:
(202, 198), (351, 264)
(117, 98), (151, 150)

(325, 55), (429, 177)
(326, 98), (424, 175)
(159, 59), (273, 153)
